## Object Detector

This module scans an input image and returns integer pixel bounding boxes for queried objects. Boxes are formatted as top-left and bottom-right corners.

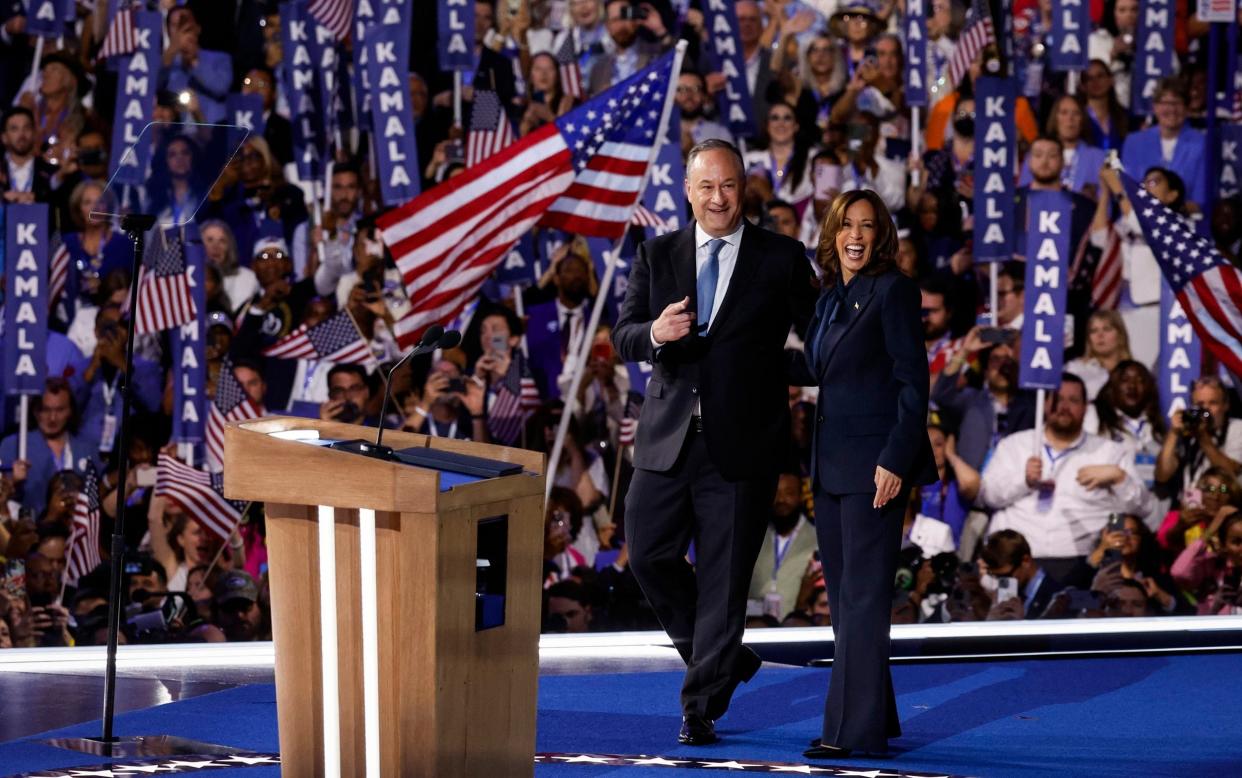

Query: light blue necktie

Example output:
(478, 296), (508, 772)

(697, 238), (725, 335)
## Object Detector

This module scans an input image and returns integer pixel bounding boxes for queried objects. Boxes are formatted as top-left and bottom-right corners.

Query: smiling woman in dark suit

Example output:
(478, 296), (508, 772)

(798, 189), (938, 760)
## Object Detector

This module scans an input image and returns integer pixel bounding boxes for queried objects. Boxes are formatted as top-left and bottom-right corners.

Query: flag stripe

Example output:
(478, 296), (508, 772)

(546, 197), (639, 223)
(572, 167), (645, 191)
(1179, 292), (1242, 375)
(98, 8), (136, 60)
(397, 163), (573, 285)
(307, 0), (352, 40)
(378, 125), (566, 243)
(540, 211), (632, 238)
(1191, 274), (1242, 344)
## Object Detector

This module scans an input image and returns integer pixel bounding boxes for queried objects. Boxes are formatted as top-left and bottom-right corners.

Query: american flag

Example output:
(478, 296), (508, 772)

(206, 357), (263, 473)
(65, 466), (102, 586)
(555, 32), (584, 100)
(486, 353), (541, 446)
(97, 7), (137, 60)
(944, 0), (995, 91)
(308, 0), (353, 41)
(618, 391), (643, 446)
(262, 310), (375, 366)
(134, 234), (196, 335)
(1121, 171), (1242, 376)
(467, 90), (516, 167)
(155, 454), (245, 544)
(631, 204), (668, 230)
(1090, 226), (1123, 309)
(49, 242), (69, 306)
(378, 47), (682, 348)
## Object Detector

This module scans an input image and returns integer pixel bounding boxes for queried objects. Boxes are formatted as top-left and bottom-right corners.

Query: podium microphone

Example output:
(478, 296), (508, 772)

(342, 326), (462, 459)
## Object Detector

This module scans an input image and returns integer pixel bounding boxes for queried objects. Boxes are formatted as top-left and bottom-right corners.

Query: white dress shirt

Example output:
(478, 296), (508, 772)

(980, 428), (1153, 559)
(693, 221), (743, 332)
(6, 155), (33, 193)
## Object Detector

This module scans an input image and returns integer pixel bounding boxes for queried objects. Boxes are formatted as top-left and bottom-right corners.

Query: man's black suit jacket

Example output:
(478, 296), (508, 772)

(612, 222), (816, 481)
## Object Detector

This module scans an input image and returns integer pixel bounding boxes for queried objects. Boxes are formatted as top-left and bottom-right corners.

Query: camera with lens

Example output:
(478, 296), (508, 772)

(1182, 406), (1213, 435)
(894, 548), (961, 594)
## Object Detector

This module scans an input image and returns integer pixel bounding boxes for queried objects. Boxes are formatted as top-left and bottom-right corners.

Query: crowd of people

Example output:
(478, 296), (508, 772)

(1, 0), (1241, 648)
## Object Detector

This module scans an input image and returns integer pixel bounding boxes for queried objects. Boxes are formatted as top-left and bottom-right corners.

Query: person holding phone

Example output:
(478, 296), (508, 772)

(1080, 515), (1182, 614)
(1172, 503), (1242, 615)
(1157, 468), (1241, 557)
(472, 308), (542, 446)
(406, 360), (487, 442)
(932, 326), (1038, 472)
(791, 190), (936, 759)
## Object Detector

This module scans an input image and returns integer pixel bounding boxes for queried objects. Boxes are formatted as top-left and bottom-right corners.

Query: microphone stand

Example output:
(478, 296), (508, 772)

(331, 328), (456, 460)
(95, 212), (157, 751)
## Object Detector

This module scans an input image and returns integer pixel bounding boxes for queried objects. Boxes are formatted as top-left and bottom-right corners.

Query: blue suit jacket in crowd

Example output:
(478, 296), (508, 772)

(80, 360), (163, 455)
(525, 299), (591, 401)
(1120, 126), (1207, 207)
(0, 430), (101, 518)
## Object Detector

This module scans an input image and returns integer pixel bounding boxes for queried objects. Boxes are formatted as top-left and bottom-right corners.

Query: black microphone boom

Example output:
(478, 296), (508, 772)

(330, 328), (462, 460)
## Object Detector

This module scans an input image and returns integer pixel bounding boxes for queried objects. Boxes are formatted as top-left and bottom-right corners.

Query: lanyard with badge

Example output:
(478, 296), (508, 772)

(1037, 440), (1085, 512)
(772, 526), (798, 580)
(428, 418), (458, 439)
(99, 374), (121, 453)
(1126, 417), (1158, 490)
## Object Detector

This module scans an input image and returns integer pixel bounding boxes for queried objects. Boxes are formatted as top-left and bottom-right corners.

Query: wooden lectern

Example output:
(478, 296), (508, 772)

(223, 417), (546, 778)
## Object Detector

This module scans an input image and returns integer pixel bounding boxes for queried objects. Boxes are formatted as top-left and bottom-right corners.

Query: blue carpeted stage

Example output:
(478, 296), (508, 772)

(2, 651), (1240, 777)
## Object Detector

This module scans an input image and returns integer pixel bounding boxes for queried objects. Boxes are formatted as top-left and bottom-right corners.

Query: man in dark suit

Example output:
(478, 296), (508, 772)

(979, 529), (1063, 619)
(1, 106), (54, 204)
(613, 139), (816, 745)
(525, 252), (593, 400)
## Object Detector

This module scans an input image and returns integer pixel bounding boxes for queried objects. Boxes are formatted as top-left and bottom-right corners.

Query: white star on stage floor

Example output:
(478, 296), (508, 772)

(162, 761), (220, 769)
(626, 755), (690, 765)
(834, 770), (905, 777)
(221, 755), (279, 765)
(67, 771), (125, 777)
(552, 754), (613, 763)
(109, 766), (174, 774)
(698, 760), (763, 769)
(769, 765), (832, 773)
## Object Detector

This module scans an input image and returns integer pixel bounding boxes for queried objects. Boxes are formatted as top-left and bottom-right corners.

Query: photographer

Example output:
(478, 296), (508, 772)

(1154, 377), (1242, 502)
(319, 364), (379, 426)
(405, 360), (486, 441)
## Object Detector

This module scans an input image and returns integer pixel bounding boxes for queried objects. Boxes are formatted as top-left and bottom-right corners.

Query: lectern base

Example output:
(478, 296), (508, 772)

(45, 734), (239, 758)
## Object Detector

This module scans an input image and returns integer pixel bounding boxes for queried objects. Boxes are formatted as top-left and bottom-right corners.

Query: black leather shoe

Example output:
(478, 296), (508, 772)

(803, 742), (852, 759)
(678, 714), (718, 746)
